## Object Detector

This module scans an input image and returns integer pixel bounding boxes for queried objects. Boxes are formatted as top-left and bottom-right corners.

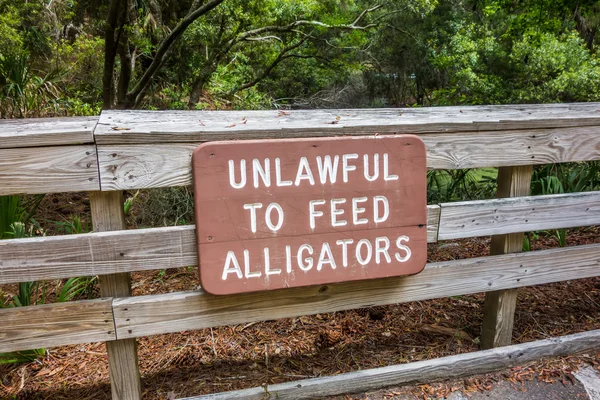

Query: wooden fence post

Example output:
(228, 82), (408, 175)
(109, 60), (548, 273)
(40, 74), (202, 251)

(480, 165), (533, 349)
(90, 191), (142, 400)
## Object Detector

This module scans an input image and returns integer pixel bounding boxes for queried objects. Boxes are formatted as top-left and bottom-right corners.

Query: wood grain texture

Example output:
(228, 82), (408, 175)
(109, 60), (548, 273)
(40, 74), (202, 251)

(95, 104), (600, 144)
(0, 299), (115, 353)
(0, 225), (197, 284)
(437, 191), (600, 240)
(112, 242), (600, 340)
(90, 191), (142, 400)
(481, 165), (533, 350)
(0, 116), (97, 149)
(185, 329), (600, 400)
(0, 145), (100, 195)
(427, 205), (440, 242)
(0, 207), (437, 285)
(97, 126), (600, 190)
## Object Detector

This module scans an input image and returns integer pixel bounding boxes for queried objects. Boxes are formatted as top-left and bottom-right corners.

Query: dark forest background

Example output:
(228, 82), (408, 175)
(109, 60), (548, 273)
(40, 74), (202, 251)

(1, 0), (599, 117)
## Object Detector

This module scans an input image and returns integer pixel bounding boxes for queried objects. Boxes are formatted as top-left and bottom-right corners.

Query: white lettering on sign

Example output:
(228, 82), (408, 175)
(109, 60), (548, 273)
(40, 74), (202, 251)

(295, 157), (315, 186)
(375, 236), (391, 264)
(316, 155), (339, 184)
(243, 203), (262, 233)
(253, 158), (271, 188)
(227, 153), (399, 189)
(218, 150), (415, 282)
(383, 154), (399, 181)
(352, 197), (368, 225)
(308, 196), (391, 229)
(395, 236), (411, 262)
(265, 203), (284, 231)
(364, 153), (380, 182)
(342, 153), (359, 182)
(373, 196), (389, 224)
(229, 159), (247, 189)
(220, 234), (414, 280)
(330, 198), (347, 227)
(336, 238), (353, 267)
(275, 158), (293, 187)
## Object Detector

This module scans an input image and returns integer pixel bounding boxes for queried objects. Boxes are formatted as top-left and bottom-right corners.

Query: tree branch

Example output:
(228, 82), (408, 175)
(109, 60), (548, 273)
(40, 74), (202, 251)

(232, 4), (381, 46)
(234, 40), (308, 93)
(126, 0), (226, 107)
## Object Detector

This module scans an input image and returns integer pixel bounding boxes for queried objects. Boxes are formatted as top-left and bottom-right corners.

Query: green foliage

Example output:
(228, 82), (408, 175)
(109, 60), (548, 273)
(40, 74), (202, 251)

(0, 196), (21, 239)
(0, 0), (598, 112)
(55, 215), (89, 235)
(57, 276), (97, 303)
(427, 168), (497, 203)
(0, 348), (46, 365)
(129, 187), (195, 227)
(531, 162), (600, 195)
(0, 53), (61, 118)
(0, 195), (43, 239)
(124, 191), (140, 216)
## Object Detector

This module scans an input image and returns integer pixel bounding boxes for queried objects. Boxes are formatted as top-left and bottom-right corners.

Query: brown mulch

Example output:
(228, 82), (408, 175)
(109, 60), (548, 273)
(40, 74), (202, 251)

(0, 194), (599, 399)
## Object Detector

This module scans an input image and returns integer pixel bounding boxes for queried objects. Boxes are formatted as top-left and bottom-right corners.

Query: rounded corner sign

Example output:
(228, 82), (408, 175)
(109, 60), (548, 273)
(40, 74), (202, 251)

(192, 135), (427, 295)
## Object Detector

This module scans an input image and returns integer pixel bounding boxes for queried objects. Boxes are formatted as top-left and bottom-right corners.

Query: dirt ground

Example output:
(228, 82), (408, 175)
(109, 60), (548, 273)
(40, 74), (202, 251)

(1, 194), (599, 399)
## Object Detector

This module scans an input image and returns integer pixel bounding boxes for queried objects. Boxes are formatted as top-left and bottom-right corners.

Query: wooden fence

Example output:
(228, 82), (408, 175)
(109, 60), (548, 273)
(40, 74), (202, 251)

(1, 103), (600, 399)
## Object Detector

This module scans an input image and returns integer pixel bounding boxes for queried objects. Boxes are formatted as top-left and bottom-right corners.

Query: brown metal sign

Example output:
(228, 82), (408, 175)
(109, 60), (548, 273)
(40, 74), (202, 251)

(192, 136), (427, 295)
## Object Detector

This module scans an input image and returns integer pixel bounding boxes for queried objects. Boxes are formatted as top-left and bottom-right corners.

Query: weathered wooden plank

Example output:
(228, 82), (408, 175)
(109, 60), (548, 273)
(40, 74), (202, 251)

(427, 204), (440, 242)
(0, 225), (197, 284)
(97, 127), (600, 190)
(0, 207), (438, 285)
(112, 243), (600, 340)
(0, 298), (115, 353)
(90, 191), (142, 400)
(1, 190), (596, 285)
(438, 191), (600, 240)
(0, 145), (100, 195)
(0, 116), (97, 149)
(95, 104), (600, 144)
(185, 329), (600, 400)
(481, 165), (533, 349)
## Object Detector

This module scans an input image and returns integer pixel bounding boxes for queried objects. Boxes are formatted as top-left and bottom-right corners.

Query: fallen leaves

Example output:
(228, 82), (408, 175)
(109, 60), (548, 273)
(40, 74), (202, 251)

(226, 117), (248, 128)
(326, 115), (341, 124)
(35, 366), (65, 378)
(420, 324), (474, 343)
(1, 229), (598, 399)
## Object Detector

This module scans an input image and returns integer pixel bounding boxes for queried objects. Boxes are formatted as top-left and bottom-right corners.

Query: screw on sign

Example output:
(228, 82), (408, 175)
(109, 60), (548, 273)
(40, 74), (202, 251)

(192, 136), (427, 295)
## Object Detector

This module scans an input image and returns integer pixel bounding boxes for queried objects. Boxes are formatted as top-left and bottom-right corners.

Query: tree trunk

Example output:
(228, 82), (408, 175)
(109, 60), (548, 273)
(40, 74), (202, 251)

(102, 0), (123, 109)
(574, 6), (597, 51)
(187, 63), (218, 109)
(116, 40), (132, 108)
(188, 77), (206, 109)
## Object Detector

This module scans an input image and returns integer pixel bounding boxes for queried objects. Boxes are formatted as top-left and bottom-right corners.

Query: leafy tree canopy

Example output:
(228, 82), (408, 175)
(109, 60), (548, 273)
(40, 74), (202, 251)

(0, 0), (599, 116)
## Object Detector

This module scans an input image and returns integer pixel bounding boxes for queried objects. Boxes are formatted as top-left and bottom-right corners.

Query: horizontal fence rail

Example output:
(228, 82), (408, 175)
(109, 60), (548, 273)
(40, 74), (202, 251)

(187, 329), (600, 400)
(96, 127), (600, 190)
(437, 191), (600, 240)
(1, 242), (600, 352)
(0, 145), (100, 195)
(0, 116), (97, 149)
(111, 243), (600, 340)
(1, 192), (598, 284)
(95, 104), (600, 143)
(1, 103), (600, 195)
(0, 298), (115, 353)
